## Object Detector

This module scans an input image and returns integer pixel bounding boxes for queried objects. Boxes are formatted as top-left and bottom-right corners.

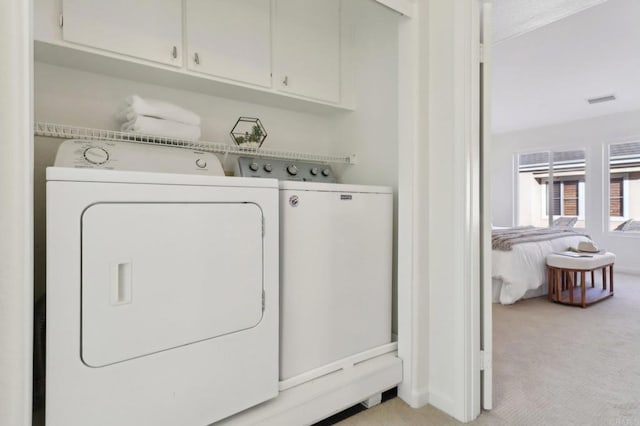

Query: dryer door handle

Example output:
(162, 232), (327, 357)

(111, 261), (132, 305)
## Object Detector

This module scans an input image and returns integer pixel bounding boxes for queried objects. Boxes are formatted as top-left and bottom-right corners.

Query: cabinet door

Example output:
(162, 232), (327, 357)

(62, 0), (182, 67)
(274, 0), (341, 103)
(186, 0), (272, 88)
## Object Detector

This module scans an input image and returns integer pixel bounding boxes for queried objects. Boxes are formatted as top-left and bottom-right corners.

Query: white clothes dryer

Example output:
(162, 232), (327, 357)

(46, 140), (279, 426)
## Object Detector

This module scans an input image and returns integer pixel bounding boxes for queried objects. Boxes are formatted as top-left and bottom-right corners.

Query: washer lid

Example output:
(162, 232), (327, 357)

(279, 180), (392, 194)
(46, 167), (278, 188)
(81, 202), (264, 367)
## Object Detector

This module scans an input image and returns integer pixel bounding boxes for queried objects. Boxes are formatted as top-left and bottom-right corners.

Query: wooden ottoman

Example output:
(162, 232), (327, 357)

(546, 252), (615, 308)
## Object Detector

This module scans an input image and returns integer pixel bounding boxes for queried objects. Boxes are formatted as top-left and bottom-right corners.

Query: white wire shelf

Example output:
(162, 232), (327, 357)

(34, 122), (356, 165)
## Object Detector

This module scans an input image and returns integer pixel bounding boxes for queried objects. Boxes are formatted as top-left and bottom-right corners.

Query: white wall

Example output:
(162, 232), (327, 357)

(34, 63), (336, 167)
(333, 1), (399, 189)
(493, 109), (640, 273)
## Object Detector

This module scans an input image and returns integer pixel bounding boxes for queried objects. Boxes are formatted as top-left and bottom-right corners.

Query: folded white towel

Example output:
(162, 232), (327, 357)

(120, 95), (201, 126)
(121, 116), (202, 140)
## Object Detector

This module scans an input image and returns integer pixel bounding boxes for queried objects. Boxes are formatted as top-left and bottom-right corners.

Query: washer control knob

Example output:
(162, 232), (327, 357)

(83, 146), (109, 165)
(287, 165), (298, 176)
(321, 168), (331, 177)
(310, 167), (319, 176)
(264, 164), (273, 173)
(249, 162), (259, 172)
(195, 158), (207, 168)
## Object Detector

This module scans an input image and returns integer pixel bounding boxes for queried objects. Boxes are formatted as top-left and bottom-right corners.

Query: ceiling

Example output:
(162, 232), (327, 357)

(493, 0), (608, 42)
(492, 0), (640, 134)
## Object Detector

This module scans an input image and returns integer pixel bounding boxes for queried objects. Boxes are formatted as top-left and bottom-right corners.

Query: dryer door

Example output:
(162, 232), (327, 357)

(81, 202), (264, 367)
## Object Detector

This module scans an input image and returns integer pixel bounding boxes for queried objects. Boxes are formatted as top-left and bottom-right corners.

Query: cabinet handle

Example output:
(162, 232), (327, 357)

(282, 75), (289, 86)
(194, 52), (200, 65)
(172, 46), (178, 59)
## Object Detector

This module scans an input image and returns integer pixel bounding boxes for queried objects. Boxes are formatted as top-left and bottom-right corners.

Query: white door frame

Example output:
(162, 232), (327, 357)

(394, 0), (487, 422)
(0, 0), (34, 425)
(396, 0), (429, 409)
(480, 0), (494, 411)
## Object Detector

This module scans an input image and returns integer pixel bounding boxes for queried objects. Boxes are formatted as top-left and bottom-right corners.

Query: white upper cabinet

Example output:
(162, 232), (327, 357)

(37, 0), (349, 110)
(273, 0), (341, 103)
(186, 0), (272, 88)
(61, 0), (182, 67)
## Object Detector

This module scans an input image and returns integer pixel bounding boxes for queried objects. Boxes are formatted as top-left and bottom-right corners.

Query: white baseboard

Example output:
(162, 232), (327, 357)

(279, 342), (398, 391)
(426, 388), (457, 420)
(398, 385), (468, 423)
(217, 354), (402, 426)
(397, 384), (429, 408)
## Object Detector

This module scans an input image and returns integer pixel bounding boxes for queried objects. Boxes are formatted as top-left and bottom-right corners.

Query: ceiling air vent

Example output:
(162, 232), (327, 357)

(587, 95), (616, 104)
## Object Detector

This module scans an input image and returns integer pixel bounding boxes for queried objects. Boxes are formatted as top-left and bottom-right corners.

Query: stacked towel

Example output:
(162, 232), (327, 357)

(118, 95), (202, 140)
(121, 115), (202, 140)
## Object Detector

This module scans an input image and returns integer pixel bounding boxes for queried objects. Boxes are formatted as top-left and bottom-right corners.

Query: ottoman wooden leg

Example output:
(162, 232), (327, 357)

(602, 267), (606, 291)
(591, 270), (595, 288)
(581, 271), (586, 308)
(569, 271), (574, 304)
(610, 264), (614, 293)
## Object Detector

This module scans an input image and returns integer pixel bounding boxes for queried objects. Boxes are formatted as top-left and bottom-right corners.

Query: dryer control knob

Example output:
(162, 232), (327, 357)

(83, 147), (109, 165)
(264, 164), (273, 173)
(249, 162), (259, 172)
(287, 165), (298, 176)
(195, 158), (207, 168)
(310, 167), (319, 176)
(321, 168), (331, 177)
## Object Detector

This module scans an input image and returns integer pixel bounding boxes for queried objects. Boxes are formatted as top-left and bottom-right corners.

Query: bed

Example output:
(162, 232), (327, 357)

(492, 226), (592, 304)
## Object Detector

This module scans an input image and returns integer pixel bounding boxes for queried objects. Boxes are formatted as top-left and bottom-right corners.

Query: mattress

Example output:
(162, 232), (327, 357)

(492, 234), (592, 304)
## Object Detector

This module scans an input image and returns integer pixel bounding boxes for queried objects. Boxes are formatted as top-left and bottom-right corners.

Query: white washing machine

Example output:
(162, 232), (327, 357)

(46, 140), (279, 426)
(236, 157), (393, 383)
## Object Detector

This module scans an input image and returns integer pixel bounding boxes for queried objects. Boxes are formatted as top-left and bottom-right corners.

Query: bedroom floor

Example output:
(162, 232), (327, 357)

(337, 273), (640, 426)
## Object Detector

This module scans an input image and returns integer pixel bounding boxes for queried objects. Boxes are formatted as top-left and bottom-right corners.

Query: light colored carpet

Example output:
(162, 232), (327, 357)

(339, 273), (640, 426)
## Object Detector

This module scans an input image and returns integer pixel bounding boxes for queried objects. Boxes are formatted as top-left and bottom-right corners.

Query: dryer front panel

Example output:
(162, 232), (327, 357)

(81, 202), (263, 367)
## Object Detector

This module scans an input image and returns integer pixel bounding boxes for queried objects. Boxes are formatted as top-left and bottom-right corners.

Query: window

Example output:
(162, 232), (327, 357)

(608, 141), (640, 232)
(546, 180), (580, 216)
(517, 150), (586, 228)
(610, 177), (624, 218)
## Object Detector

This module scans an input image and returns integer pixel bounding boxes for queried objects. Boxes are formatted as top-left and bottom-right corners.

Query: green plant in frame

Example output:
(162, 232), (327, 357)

(230, 117), (268, 148)
(249, 125), (263, 142)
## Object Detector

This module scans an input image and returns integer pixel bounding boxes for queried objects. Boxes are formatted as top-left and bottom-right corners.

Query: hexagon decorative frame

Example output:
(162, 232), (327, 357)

(230, 117), (268, 149)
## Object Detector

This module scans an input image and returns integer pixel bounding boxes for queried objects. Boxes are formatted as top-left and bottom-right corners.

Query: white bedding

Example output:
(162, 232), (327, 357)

(492, 234), (591, 304)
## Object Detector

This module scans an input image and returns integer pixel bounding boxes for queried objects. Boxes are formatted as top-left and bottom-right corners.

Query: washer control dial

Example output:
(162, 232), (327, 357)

(195, 158), (207, 168)
(321, 168), (331, 177)
(83, 147), (109, 165)
(264, 164), (273, 173)
(249, 162), (259, 171)
(287, 165), (298, 176)
(310, 167), (319, 176)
